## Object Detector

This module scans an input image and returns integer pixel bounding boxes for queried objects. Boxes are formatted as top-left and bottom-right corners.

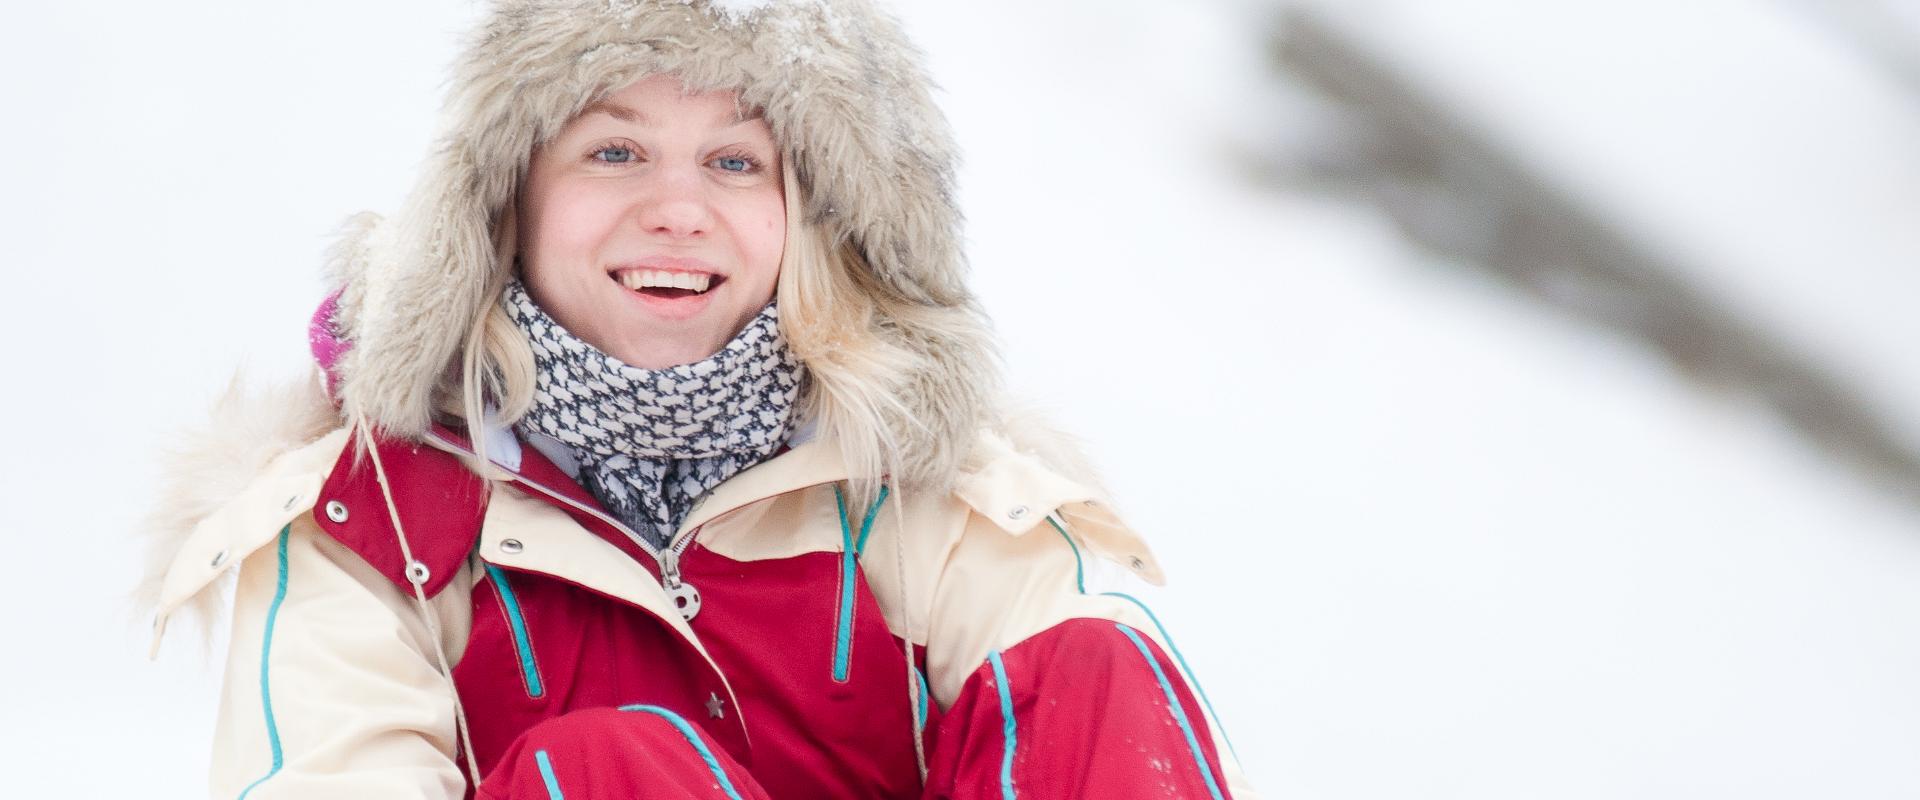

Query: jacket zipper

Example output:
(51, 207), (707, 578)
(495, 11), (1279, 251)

(425, 430), (758, 746)
(657, 530), (703, 620)
(426, 431), (705, 619)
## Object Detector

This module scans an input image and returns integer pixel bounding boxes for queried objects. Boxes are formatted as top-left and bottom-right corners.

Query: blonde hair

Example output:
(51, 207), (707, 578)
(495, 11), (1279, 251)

(443, 157), (924, 509)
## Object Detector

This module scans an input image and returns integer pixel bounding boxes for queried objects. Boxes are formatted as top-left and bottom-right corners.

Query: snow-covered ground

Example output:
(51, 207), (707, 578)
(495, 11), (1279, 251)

(3, 1), (1916, 797)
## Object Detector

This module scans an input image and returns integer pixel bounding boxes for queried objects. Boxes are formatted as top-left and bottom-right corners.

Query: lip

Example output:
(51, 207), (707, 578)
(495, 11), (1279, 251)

(607, 256), (726, 321)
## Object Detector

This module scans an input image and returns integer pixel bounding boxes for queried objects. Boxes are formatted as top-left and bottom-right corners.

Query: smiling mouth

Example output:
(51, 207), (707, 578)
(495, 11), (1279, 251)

(614, 268), (725, 300)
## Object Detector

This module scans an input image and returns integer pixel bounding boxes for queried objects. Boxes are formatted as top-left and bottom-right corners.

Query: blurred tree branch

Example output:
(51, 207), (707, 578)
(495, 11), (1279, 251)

(1260, 6), (1920, 505)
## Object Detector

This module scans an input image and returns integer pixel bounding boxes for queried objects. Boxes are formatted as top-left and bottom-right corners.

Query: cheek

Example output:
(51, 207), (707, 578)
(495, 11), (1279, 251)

(738, 192), (787, 282)
(526, 184), (619, 270)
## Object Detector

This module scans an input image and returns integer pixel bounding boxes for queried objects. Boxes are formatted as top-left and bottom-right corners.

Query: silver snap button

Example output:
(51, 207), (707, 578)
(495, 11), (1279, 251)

(1129, 556), (1146, 571)
(210, 549), (229, 568)
(499, 538), (524, 554)
(405, 560), (431, 586)
(1007, 505), (1029, 520)
(324, 500), (349, 524)
(668, 581), (702, 621)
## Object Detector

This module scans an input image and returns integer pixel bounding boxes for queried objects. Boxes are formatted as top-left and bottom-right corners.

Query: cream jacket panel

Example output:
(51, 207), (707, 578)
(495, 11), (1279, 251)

(167, 430), (478, 799)
(211, 513), (477, 799)
(694, 479), (968, 651)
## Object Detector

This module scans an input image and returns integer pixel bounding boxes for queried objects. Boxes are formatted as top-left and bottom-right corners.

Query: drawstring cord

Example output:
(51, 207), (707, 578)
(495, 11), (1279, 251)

(888, 487), (928, 782)
(359, 418), (485, 789)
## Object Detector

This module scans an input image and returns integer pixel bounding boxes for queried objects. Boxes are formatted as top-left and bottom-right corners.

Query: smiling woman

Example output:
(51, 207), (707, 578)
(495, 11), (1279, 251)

(134, 1), (1258, 798)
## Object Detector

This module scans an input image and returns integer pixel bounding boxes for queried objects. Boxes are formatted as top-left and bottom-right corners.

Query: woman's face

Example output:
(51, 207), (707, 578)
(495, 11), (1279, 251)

(519, 75), (785, 369)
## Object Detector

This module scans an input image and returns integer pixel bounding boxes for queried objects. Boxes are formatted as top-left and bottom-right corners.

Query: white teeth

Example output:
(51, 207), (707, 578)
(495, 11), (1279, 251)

(618, 269), (712, 293)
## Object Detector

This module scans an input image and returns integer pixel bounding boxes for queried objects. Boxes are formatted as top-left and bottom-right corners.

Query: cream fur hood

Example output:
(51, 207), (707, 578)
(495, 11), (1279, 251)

(328, 0), (996, 484)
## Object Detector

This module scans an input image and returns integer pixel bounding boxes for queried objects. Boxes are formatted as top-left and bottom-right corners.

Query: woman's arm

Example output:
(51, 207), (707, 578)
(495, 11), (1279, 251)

(209, 512), (474, 799)
(918, 442), (1259, 800)
(922, 510), (1255, 799)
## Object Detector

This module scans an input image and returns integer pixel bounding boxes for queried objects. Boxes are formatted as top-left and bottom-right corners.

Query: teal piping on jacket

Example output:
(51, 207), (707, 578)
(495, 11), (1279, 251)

(533, 750), (565, 799)
(617, 705), (746, 800)
(830, 484), (890, 682)
(1116, 623), (1227, 800)
(1045, 515), (1239, 760)
(915, 666), (931, 733)
(483, 563), (545, 698)
(236, 525), (292, 800)
(988, 650), (1019, 800)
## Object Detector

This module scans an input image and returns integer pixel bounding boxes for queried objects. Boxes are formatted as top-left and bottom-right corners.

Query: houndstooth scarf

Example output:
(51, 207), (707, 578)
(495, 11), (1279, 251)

(503, 279), (803, 548)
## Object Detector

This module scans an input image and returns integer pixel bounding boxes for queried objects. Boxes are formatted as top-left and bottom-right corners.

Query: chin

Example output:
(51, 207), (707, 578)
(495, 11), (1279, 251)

(613, 331), (728, 371)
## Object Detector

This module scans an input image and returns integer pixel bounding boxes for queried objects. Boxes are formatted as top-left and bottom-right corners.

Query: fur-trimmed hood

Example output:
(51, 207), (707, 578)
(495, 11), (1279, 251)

(328, 0), (995, 485)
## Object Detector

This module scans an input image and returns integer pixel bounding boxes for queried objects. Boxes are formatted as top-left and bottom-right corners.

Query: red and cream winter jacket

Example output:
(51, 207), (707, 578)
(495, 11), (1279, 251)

(145, 377), (1257, 798)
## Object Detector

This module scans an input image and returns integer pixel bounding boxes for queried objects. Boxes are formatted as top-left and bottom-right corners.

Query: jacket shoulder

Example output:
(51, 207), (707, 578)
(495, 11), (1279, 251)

(137, 369), (348, 652)
(949, 419), (1165, 586)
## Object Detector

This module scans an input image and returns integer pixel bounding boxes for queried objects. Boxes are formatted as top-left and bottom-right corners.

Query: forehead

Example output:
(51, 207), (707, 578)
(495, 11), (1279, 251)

(577, 75), (765, 130)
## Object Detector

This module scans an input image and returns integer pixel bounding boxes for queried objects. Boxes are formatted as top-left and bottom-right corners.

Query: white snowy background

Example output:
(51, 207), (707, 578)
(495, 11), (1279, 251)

(3, 0), (1918, 797)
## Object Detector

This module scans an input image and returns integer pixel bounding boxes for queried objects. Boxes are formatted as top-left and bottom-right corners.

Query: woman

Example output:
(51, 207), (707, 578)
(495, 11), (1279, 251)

(140, 1), (1256, 797)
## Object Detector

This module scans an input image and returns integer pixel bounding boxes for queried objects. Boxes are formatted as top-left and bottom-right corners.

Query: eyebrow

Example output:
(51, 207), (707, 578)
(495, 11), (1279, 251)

(582, 99), (649, 125)
(580, 99), (766, 127)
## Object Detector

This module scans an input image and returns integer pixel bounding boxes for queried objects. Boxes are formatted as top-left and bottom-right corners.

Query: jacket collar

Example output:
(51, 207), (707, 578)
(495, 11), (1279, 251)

(422, 417), (850, 550)
(313, 425), (489, 598)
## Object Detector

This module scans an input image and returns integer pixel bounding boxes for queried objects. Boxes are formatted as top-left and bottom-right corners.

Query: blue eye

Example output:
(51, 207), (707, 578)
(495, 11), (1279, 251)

(593, 145), (636, 164)
(713, 154), (755, 173)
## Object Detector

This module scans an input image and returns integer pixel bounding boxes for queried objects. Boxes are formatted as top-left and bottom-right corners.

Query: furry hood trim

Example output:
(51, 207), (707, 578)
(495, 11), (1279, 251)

(328, 0), (995, 486)
(133, 372), (344, 651)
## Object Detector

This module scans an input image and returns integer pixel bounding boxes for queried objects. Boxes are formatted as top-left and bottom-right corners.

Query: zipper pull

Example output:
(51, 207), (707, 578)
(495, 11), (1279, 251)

(660, 549), (701, 621)
(661, 548), (682, 589)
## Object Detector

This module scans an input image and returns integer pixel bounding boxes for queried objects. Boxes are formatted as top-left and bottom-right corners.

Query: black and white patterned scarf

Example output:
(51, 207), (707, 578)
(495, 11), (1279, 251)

(503, 279), (803, 547)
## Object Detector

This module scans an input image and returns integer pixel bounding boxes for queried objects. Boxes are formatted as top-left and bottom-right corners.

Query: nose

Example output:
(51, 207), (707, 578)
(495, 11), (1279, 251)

(632, 162), (712, 239)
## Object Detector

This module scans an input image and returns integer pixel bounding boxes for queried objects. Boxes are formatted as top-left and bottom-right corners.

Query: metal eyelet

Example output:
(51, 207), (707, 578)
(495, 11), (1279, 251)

(1007, 505), (1029, 520)
(405, 560), (432, 586)
(499, 538), (524, 555)
(324, 500), (349, 523)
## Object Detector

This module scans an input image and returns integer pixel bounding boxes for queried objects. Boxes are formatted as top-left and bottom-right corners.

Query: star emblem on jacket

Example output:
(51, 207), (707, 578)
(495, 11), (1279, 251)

(706, 691), (726, 720)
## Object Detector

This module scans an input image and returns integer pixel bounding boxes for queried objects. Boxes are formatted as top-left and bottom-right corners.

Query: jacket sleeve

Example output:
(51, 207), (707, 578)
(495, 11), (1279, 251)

(921, 464), (1259, 798)
(207, 511), (475, 799)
